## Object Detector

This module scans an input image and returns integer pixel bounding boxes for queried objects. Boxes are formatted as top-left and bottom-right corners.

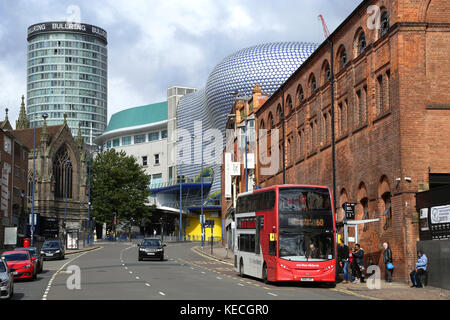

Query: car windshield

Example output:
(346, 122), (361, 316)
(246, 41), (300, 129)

(43, 242), (60, 249)
(0, 261), (6, 272)
(141, 239), (161, 247)
(2, 253), (29, 261)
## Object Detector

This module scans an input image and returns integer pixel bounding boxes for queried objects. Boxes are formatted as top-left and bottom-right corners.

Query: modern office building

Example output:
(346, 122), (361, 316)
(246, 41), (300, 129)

(94, 101), (169, 191)
(27, 22), (108, 143)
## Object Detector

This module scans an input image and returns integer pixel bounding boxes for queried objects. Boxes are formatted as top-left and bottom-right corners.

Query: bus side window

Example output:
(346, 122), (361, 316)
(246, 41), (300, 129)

(255, 217), (261, 254)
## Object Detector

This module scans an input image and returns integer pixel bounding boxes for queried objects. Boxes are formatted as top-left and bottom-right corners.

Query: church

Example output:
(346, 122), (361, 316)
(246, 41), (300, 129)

(5, 96), (90, 246)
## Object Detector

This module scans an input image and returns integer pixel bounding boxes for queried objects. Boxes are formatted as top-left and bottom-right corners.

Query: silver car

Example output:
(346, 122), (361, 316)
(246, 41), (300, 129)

(0, 258), (14, 300)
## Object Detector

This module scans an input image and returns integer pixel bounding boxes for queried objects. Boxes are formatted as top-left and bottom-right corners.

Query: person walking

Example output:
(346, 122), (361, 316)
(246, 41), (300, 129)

(351, 244), (365, 284)
(383, 242), (393, 283)
(338, 240), (350, 283)
(410, 250), (428, 288)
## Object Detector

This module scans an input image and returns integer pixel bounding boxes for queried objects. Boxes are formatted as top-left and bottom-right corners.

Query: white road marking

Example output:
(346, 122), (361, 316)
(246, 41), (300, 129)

(238, 283), (245, 287)
(135, 276), (140, 280)
(145, 283), (151, 287)
(216, 277), (222, 280)
(159, 292), (166, 296)
(268, 292), (278, 297)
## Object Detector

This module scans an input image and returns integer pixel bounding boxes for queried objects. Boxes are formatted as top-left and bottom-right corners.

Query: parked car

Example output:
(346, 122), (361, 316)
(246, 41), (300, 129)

(15, 247), (44, 273)
(138, 238), (166, 261)
(0, 258), (14, 299)
(0, 251), (37, 281)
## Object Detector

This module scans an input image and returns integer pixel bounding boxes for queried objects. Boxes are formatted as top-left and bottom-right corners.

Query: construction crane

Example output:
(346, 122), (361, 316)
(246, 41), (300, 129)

(318, 14), (330, 39)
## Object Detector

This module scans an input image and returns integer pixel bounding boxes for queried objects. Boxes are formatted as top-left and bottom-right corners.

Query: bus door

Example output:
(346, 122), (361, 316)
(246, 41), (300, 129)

(267, 229), (277, 279)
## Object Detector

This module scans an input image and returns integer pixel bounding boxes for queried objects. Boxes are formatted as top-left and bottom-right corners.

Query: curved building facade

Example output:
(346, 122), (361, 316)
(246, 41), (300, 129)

(177, 42), (318, 196)
(27, 22), (108, 142)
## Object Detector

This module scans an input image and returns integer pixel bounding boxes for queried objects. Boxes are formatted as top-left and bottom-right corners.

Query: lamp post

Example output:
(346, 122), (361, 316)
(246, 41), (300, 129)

(30, 112), (48, 247)
(179, 162), (183, 241)
(64, 158), (71, 246)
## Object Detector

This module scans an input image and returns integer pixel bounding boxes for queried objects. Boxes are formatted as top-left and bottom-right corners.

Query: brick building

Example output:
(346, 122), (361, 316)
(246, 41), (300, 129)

(0, 110), (29, 249)
(255, 0), (450, 281)
(221, 85), (269, 248)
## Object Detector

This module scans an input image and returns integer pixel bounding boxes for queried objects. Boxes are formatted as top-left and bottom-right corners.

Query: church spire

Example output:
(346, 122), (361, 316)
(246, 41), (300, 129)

(16, 95), (30, 129)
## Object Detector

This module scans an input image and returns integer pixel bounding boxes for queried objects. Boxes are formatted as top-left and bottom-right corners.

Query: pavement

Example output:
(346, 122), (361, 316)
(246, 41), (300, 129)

(65, 244), (102, 255)
(194, 244), (450, 301)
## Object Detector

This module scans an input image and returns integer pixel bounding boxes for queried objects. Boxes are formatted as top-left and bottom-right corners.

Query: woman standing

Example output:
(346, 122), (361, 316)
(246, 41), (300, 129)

(383, 242), (393, 283)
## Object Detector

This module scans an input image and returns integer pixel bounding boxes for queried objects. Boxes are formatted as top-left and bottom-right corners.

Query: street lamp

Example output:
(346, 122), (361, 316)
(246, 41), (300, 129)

(64, 158), (71, 246)
(193, 134), (205, 247)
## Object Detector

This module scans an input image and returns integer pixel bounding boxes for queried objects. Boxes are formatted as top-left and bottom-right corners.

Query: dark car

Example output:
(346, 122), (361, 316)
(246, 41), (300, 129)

(15, 247), (44, 273)
(138, 238), (166, 261)
(41, 240), (65, 260)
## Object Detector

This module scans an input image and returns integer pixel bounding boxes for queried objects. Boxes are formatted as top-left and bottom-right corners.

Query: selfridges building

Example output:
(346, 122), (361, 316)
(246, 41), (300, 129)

(177, 42), (318, 198)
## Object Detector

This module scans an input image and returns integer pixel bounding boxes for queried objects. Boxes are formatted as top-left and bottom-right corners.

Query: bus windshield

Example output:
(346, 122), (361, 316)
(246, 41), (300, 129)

(278, 188), (334, 262)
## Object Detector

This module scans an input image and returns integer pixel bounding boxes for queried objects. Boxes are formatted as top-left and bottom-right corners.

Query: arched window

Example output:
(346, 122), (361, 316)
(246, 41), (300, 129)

(337, 45), (348, 70)
(309, 73), (317, 95)
(276, 104), (282, 123)
(297, 85), (305, 103)
(286, 95), (293, 114)
(268, 112), (274, 129)
(322, 60), (331, 85)
(358, 31), (367, 55)
(380, 11), (389, 37)
(54, 146), (73, 199)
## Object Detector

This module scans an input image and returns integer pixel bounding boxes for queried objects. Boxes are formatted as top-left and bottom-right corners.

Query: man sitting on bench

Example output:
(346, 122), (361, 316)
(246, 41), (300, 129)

(410, 250), (428, 288)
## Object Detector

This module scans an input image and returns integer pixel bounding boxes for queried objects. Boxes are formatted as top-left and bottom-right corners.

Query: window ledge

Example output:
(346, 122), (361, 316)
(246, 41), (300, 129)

(352, 123), (368, 135)
(373, 110), (392, 124)
(296, 157), (305, 165)
(307, 151), (317, 159)
(320, 142), (332, 152)
(336, 133), (348, 144)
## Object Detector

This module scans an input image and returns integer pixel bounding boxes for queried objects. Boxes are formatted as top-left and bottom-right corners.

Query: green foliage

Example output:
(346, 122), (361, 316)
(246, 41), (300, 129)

(91, 149), (154, 228)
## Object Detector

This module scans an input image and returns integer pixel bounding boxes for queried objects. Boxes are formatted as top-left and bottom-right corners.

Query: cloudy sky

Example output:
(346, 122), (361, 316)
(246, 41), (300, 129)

(0, 0), (361, 125)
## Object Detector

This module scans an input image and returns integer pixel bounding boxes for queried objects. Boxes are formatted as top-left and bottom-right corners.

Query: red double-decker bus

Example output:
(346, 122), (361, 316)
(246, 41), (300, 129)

(233, 185), (337, 286)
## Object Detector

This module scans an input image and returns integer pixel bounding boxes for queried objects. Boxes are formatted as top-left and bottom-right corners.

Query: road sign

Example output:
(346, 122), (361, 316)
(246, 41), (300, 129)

(204, 220), (215, 228)
(343, 202), (356, 220)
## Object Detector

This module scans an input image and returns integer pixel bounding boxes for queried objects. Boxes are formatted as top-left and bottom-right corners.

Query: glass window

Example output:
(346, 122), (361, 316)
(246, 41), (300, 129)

(134, 134), (146, 144)
(161, 130), (168, 139)
(122, 136), (132, 146)
(154, 154), (160, 165)
(112, 138), (120, 147)
(4, 136), (11, 154)
(151, 173), (162, 188)
(148, 132), (159, 142)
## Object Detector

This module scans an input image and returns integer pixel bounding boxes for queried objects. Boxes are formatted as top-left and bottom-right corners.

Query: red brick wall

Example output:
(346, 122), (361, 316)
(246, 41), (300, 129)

(255, 0), (450, 281)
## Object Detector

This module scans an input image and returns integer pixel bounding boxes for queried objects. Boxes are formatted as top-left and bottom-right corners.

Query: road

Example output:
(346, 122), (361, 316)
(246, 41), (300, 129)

(11, 242), (365, 300)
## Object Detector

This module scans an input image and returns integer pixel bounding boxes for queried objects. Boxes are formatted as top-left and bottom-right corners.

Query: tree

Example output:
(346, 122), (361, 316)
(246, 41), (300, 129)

(91, 149), (153, 232)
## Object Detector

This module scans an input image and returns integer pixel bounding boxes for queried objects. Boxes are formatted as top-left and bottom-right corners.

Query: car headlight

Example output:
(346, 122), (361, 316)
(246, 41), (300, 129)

(41, 251), (45, 254)
(139, 248), (145, 251)
(0, 280), (8, 286)
(55, 250), (60, 253)
(25, 264), (31, 269)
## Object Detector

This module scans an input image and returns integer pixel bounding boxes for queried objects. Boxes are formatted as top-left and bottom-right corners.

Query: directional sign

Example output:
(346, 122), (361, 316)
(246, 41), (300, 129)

(343, 202), (357, 220)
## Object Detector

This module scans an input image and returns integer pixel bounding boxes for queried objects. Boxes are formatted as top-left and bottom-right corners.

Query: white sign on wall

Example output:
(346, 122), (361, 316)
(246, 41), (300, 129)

(431, 205), (450, 224)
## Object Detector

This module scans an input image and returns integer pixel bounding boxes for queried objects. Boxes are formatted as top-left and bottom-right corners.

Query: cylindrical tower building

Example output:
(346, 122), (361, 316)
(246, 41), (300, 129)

(26, 22), (108, 142)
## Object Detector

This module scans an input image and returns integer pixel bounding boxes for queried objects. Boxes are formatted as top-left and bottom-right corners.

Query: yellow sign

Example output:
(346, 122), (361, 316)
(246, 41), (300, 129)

(270, 233), (277, 241)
